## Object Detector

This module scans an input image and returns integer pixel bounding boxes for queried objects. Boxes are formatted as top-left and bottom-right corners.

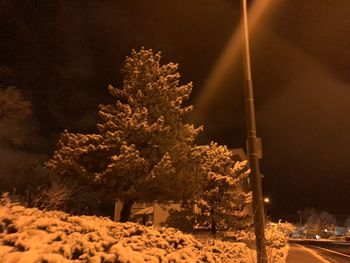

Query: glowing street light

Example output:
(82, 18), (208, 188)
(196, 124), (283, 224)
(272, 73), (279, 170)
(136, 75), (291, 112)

(263, 197), (270, 219)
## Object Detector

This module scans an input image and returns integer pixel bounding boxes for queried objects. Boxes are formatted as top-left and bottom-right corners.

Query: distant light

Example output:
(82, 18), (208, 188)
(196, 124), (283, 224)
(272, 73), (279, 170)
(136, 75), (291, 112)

(324, 229), (328, 232)
(315, 235), (321, 239)
(264, 197), (270, 203)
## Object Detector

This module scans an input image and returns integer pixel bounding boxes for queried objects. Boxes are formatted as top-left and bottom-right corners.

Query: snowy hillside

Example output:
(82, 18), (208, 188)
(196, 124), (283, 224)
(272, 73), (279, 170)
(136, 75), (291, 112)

(0, 196), (287, 262)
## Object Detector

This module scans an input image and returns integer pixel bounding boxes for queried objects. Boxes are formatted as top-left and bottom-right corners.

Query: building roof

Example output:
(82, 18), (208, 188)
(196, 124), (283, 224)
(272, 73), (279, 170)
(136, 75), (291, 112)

(134, 207), (153, 216)
(231, 148), (247, 161)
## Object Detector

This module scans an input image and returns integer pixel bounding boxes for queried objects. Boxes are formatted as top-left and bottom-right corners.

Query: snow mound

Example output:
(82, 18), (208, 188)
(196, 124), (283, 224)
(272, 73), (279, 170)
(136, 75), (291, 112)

(0, 198), (255, 262)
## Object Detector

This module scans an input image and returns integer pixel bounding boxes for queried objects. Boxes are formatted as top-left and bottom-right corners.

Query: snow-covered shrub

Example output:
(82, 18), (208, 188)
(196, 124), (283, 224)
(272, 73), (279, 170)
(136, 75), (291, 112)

(235, 222), (293, 249)
(31, 180), (108, 216)
(0, 160), (51, 207)
(275, 222), (295, 238)
(265, 224), (290, 249)
(0, 198), (258, 262)
(232, 222), (291, 262)
(32, 182), (72, 211)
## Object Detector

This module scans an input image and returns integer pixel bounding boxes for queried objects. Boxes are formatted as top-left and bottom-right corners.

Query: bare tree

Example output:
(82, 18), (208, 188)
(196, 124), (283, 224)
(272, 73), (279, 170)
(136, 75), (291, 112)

(0, 86), (31, 124)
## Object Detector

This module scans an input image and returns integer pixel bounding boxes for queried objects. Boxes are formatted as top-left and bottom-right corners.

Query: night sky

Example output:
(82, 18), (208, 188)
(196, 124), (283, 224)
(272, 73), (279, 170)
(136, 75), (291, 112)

(1, 0), (350, 221)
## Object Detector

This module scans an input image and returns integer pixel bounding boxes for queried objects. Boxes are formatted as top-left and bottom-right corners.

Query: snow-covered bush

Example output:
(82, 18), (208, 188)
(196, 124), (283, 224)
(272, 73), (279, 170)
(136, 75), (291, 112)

(264, 224), (292, 263)
(232, 222), (292, 263)
(265, 223), (293, 249)
(32, 182), (72, 211)
(0, 195), (259, 262)
(274, 222), (295, 239)
(236, 222), (293, 249)
(30, 177), (116, 217)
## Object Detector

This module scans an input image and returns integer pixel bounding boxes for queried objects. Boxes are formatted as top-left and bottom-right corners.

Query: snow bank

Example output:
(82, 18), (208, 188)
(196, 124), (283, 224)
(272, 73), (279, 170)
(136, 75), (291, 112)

(0, 197), (258, 262)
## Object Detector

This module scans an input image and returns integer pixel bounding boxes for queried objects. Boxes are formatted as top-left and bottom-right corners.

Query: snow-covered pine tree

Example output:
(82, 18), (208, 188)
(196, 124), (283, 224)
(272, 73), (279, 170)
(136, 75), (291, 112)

(192, 142), (252, 234)
(47, 48), (202, 221)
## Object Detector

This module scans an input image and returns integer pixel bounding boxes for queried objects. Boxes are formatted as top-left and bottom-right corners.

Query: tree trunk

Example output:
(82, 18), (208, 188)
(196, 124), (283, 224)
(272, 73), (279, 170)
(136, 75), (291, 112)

(120, 199), (134, 222)
(211, 209), (217, 235)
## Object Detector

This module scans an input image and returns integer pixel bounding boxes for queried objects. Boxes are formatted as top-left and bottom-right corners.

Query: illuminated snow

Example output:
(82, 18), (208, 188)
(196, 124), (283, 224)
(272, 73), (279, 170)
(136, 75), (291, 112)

(0, 197), (288, 262)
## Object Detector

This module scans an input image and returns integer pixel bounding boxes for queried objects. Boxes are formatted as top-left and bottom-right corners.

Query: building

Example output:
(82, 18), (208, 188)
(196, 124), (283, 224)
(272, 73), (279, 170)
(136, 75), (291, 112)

(114, 200), (182, 227)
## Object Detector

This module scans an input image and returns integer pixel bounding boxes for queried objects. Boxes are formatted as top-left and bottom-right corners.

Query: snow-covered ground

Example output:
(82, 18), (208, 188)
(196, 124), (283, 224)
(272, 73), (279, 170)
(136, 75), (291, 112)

(0, 196), (288, 262)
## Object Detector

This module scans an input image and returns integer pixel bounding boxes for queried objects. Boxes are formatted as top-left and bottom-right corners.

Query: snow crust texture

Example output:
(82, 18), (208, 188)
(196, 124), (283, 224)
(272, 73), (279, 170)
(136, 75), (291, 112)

(0, 199), (256, 262)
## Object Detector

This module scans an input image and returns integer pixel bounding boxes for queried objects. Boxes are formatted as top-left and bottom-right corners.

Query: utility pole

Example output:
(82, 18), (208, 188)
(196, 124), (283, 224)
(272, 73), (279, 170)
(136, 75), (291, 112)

(240, 0), (267, 262)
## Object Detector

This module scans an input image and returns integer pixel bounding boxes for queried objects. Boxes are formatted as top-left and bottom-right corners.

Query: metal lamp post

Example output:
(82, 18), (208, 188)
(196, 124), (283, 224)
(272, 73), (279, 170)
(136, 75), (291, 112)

(240, 0), (267, 262)
(264, 197), (270, 219)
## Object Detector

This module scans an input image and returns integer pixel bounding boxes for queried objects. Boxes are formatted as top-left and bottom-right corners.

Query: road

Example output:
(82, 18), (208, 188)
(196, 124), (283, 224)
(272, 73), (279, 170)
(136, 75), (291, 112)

(289, 239), (350, 263)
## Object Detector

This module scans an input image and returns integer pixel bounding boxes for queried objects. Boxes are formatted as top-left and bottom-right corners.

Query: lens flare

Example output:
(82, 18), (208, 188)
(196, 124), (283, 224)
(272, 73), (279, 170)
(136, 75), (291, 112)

(192, 0), (280, 121)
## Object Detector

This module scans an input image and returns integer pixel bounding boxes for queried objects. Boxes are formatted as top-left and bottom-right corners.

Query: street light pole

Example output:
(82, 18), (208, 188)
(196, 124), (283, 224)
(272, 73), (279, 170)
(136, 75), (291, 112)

(263, 197), (270, 222)
(240, 0), (267, 262)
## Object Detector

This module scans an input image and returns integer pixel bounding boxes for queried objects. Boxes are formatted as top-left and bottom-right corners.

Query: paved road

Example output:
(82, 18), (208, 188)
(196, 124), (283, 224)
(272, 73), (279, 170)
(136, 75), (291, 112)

(289, 240), (350, 263)
(287, 243), (328, 263)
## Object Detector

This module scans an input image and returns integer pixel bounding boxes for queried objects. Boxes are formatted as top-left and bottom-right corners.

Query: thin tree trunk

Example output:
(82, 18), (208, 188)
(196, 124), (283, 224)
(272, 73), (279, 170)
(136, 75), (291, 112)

(120, 199), (134, 222)
(211, 209), (217, 235)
